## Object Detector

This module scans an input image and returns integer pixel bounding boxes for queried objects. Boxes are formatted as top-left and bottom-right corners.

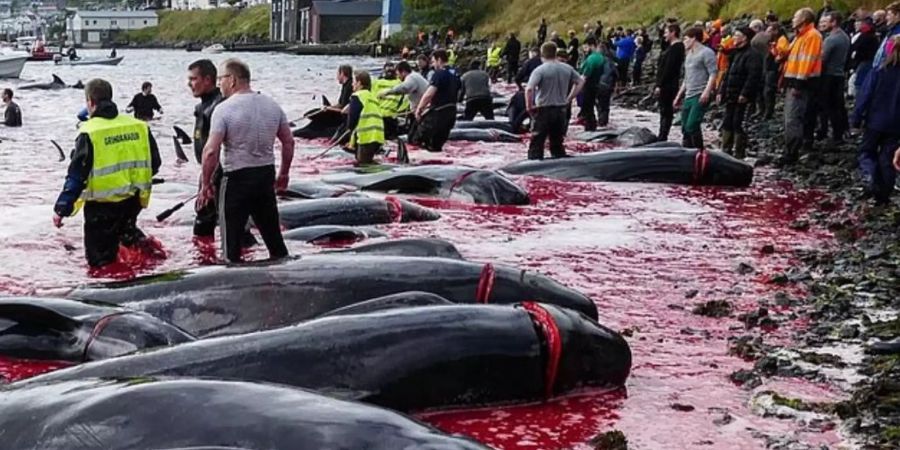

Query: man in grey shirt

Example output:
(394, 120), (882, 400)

(673, 26), (717, 149)
(817, 11), (851, 143)
(379, 61), (428, 111)
(525, 42), (584, 160)
(198, 58), (294, 263)
(460, 60), (494, 120)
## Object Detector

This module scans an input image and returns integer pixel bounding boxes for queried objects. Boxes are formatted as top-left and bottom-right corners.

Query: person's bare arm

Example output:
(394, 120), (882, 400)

(275, 122), (294, 192)
(567, 75), (585, 103)
(197, 131), (223, 208)
(415, 86), (437, 120)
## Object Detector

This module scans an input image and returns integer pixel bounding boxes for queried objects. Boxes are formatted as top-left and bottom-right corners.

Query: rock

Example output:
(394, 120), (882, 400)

(692, 300), (733, 318)
(761, 244), (776, 255)
(730, 369), (762, 389)
(587, 430), (628, 450)
(736, 262), (756, 275)
(838, 324), (860, 339)
(738, 307), (770, 329)
(789, 219), (811, 231)
(671, 403), (695, 412)
(729, 335), (767, 360)
(684, 289), (699, 299)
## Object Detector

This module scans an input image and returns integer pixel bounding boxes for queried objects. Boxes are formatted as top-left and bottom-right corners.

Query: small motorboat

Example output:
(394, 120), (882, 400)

(54, 55), (124, 66)
(202, 44), (225, 54)
(27, 50), (56, 61)
(0, 53), (30, 78)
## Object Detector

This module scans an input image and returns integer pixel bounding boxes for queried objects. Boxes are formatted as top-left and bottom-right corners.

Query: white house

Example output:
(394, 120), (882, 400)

(67, 10), (158, 46)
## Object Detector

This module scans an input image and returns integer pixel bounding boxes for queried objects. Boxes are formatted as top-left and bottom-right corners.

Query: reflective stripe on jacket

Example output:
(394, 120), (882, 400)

(79, 114), (153, 207)
(784, 23), (823, 80)
(350, 89), (385, 147)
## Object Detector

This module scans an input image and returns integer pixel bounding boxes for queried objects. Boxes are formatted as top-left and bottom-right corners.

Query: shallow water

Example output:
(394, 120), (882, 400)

(0, 50), (842, 449)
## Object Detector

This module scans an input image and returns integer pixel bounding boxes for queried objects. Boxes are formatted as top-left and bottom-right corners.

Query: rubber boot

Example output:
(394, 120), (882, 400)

(693, 131), (705, 150)
(658, 117), (672, 142)
(720, 131), (735, 155)
(681, 131), (694, 148)
(733, 133), (747, 159)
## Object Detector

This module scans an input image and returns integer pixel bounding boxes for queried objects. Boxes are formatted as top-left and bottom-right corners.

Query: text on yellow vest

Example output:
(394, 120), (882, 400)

(79, 114), (153, 209)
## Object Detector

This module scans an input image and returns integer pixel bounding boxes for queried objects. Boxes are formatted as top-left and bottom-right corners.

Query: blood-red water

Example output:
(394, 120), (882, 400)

(0, 51), (842, 449)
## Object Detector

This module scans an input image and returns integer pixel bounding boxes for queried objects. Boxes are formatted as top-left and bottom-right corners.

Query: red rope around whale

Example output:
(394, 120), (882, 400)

(82, 312), (127, 362)
(521, 301), (563, 400)
(475, 263), (495, 303)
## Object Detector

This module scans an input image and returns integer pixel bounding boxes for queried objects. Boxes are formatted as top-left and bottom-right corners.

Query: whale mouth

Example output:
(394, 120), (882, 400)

(521, 302), (563, 399)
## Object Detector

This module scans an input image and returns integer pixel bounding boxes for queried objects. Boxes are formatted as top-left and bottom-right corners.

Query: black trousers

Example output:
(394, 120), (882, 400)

(194, 167), (222, 236)
(763, 70), (779, 118)
(596, 88), (612, 127)
(722, 102), (748, 134)
(463, 97), (495, 120)
(412, 104), (456, 152)
(816, 75), (848, 140)
(528, 106), (567, 160)
(658, 85), (678, 140)
(84, 195), (145, 268)
(219, 165), (288, 263)
(581, 83), (599, 131)
(506, 61), (519, 83)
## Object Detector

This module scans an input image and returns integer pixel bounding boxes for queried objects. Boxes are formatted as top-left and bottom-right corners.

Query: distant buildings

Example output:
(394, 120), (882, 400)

(270, 0), (381, 43)
(381, 0), (400, 40)
(67, 10), (158, 46)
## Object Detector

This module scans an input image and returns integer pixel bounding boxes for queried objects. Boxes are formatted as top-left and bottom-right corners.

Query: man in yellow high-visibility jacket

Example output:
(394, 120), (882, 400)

(53, 78), (162, 270)
(347, 71), (385, 165)
(371, 63), (410, 139)
(486, 42), (503, 82)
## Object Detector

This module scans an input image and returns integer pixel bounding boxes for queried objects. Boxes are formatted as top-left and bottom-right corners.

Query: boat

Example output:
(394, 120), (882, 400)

(202, 44), (225, 54)
(0, 53), (29, 78)
(54, 56), (124, 66)
(27, 51), (56, 61)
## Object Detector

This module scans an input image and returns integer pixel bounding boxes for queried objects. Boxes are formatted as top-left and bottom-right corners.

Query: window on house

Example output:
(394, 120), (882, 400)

(84, 20), (88, 25)
(92, 20), (97, 25)
(144, 20), (148, 25)
(111, 20), (117, 25)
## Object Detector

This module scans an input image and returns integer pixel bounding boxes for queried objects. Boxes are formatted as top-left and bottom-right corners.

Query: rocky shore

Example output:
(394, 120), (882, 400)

(612, 44), (900, 449)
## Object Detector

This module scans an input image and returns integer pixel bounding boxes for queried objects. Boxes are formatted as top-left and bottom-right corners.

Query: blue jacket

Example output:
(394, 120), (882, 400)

(615, 36), (637, 61)
(872, 23), (900, 70)
(851, 64), (900, 133)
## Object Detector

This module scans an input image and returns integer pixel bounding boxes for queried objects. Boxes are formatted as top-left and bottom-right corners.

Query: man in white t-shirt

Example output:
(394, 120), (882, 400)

(197, 58), (295, 263)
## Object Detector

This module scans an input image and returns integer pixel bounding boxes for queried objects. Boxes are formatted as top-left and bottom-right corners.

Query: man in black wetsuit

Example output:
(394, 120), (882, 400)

(327, 65), (353, 113)
(187, 58), (251, 248)
(3, 88), (22, 127)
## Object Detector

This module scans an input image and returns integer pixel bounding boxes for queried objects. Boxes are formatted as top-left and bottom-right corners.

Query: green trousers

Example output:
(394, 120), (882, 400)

(681, 95), (707, 134)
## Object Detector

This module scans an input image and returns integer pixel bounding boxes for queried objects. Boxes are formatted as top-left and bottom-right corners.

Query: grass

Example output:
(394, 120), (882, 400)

(120, 5), (271, 44)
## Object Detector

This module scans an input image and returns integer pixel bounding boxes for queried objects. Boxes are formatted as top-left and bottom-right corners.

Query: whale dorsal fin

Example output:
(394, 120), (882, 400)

(321, 292), (453, 318)
(51, 74), (64, 85)
(322, 95), (331, 107)
(0, 303), (80, 332)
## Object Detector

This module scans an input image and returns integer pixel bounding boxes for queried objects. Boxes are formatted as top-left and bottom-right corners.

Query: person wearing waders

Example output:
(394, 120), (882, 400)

(53, 78), (163, 273)
(197, 59), (293, 263)
(412, 49), (459, 152)
(525, 42), (584, 160)
(345, 71), (385, 165)
(673, 26), (717, 149)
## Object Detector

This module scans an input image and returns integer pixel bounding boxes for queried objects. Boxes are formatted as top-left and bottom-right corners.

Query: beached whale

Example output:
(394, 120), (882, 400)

(283, 225), (388, 243)
(448, 128), (522, 143)
(574, 126), (658, 147)
(0, 378), (489, 450)
(454, 120), (521, 134)
(20, 303), (631, 413)
(292, 107), (345, 139)
(67, 255), (598, 337)
(502, 147), (754, 187)
(321, 165), (530, 205)
(326, 238), (464, 259)
(278, 196), (440, 229)
(0, 297), (193, 363)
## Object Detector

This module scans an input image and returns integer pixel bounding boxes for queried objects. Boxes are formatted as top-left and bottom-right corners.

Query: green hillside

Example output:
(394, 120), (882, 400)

(121, 5), (270, 44)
